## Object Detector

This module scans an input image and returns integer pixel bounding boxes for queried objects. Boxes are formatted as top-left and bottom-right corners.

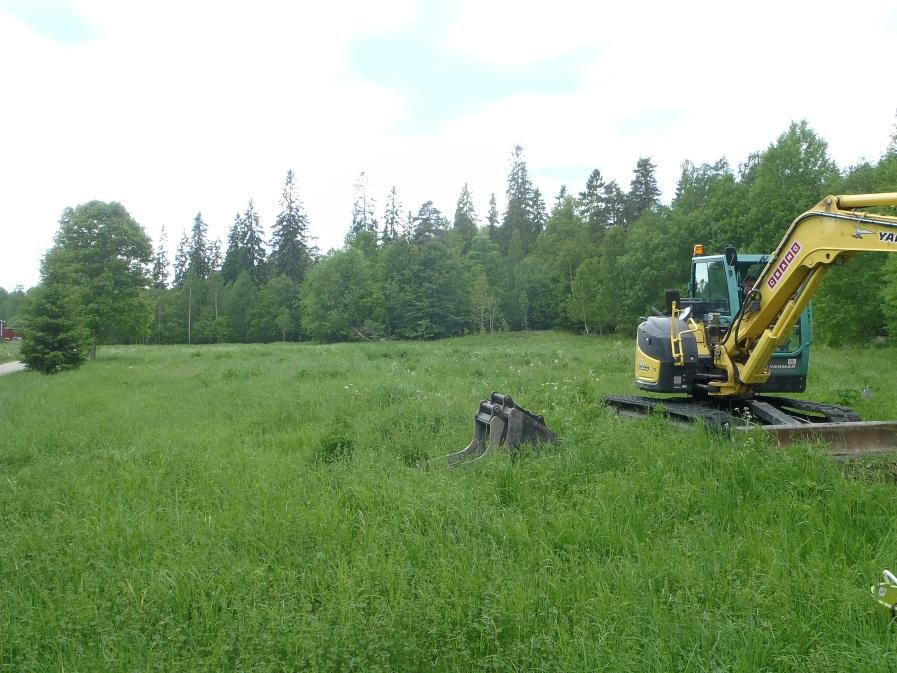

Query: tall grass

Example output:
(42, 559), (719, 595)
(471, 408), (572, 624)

(0, 333), (895, 671)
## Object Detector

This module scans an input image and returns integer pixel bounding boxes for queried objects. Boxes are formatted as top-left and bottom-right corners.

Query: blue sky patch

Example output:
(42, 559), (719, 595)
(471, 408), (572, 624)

(0, 0), (98, 44)
(351, 31), (593, 133)
(614, 107), (687, 136)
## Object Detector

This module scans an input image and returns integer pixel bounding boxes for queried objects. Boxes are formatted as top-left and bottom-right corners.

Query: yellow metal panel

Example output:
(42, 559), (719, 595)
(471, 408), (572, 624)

(635, 345), (660, 383)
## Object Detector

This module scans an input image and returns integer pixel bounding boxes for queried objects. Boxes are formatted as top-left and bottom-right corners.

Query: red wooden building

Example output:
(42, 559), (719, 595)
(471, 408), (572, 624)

(0, 321), (16, 341)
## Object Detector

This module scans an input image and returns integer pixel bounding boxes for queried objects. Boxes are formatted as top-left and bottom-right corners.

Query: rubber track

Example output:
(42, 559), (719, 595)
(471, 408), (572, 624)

(603, 394), (861, 427)
(754, 396), (862, 423)
(602, 395), (745, 428)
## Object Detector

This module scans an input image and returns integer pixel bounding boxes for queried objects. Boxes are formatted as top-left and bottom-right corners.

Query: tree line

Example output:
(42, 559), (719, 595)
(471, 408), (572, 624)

(9, 118), (897, 371)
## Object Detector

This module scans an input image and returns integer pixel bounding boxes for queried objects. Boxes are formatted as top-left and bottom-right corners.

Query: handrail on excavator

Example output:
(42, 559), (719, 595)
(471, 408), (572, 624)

(834, 193), (897, 210)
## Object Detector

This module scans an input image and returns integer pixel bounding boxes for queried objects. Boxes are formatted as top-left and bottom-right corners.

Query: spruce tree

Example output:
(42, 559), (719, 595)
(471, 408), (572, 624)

(887, 109), (897, 157)
(350, 171), (377, 235)
(555, 185), (568, 208)
(602, 180), (626, 228)
(381, 186), (402, 244)
(269, 170), (311, 284)
(152, 226), (170, 289)
(208, 238), (222, 271)
(624, 157), (661, 226)
(452, 183), (477, 254)
(241, 199), (267, 283)
(222, 202), (267, 284)
(486, 193), (499, 241)
(578, 168), (607, 238)
(20, 282), (90, 373)
(501, 145), (538, 254)
(401, 210), (415, 240)
(221, 213), (243, 283)
(188, 212), (211, 279)
(173, 229), (189, 286)
(530, 187), (547, 235)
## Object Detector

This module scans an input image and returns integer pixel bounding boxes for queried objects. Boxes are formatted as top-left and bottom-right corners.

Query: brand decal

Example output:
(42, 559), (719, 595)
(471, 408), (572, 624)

(879, 232), (897, 243)
(767, 242), (802, 289)
(638, 362), (650, 371)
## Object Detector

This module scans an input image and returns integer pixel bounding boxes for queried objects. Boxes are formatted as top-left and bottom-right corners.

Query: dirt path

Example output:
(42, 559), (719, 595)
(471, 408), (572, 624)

(0, 361), (26, 376)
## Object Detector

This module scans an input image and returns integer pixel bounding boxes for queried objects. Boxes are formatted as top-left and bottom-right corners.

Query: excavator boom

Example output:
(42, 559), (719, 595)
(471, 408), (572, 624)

(715, 193), (897, 396)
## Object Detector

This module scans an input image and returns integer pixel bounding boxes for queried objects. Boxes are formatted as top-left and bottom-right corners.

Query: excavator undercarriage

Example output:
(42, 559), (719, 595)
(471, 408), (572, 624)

(603, 393), (897, 457)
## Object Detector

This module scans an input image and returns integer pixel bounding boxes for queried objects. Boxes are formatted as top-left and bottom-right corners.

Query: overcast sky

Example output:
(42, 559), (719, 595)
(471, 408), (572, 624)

(1, 0), (896, 290)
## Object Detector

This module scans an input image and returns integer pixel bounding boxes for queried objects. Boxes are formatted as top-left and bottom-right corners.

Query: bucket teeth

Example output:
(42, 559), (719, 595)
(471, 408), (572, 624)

(423, 392), (559, 468)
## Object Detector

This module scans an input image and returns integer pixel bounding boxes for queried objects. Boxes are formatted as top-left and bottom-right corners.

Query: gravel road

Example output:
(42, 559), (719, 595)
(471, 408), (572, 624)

(0, 361), (26, 376)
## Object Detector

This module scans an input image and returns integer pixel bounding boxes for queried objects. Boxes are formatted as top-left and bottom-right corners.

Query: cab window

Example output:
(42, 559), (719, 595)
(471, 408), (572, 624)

(692, 260), (730, 314)
(779, 322), (802, 353)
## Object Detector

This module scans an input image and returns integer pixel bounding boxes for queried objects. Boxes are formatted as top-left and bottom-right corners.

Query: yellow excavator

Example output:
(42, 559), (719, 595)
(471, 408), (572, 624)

(605, 193), (897, 455)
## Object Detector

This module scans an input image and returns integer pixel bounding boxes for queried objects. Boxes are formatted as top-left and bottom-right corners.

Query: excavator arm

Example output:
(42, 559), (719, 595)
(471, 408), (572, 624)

(713, 193), (897, 397)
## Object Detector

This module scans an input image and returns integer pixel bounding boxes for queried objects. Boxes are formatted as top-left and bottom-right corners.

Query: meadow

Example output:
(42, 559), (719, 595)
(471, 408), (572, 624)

(1, 332), (897, 671)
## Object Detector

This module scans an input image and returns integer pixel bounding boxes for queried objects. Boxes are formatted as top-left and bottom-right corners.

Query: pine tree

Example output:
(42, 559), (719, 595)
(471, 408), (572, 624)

(381, 186), (402, 244)
(173, 229), (189, 286)
(152, 226), (170, 289)
(411, 201), (449, 243)
(624, 157), (661, 226)
(269, 169), (311, 284)
(452, 183), (477, 254)
(188, 212), (212, 279)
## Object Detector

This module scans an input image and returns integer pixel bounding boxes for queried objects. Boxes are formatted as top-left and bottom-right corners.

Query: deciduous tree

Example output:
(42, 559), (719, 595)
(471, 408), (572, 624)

(42, 201), (153, 358)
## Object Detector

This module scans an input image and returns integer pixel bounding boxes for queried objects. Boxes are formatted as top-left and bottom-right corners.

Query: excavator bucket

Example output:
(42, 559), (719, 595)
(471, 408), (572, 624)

(425, 392), (559, 467)
(737, 421), (897, 458)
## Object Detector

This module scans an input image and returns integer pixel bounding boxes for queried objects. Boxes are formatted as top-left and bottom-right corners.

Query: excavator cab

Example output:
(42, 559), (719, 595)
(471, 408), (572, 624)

(689, 250), (810, 393)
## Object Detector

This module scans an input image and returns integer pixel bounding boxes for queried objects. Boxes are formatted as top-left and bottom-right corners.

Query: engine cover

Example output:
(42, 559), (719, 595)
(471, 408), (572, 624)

(634, 316), (698, 393)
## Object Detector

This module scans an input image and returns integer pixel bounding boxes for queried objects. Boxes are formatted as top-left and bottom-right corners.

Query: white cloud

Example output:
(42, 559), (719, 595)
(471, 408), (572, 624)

(0, 1), (414, 289)
(1, 0), (895, 291)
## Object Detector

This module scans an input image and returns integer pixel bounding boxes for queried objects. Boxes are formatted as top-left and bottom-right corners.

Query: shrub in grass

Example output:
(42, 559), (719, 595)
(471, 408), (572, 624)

(316, 420), (354, 463)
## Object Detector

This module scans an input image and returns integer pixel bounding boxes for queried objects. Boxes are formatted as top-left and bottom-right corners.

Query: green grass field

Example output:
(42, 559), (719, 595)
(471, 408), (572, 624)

(0, 339), (19, 364)
(2, 333), (897, 671)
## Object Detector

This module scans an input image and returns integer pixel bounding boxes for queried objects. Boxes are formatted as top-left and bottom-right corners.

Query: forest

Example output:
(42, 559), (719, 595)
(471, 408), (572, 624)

(4, 119), (897, 352)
